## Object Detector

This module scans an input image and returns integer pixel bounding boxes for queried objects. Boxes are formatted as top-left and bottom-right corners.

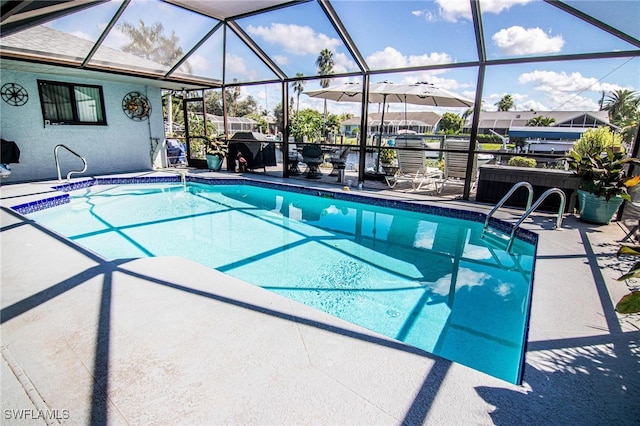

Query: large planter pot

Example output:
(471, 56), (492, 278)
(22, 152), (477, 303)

(577, 189), (624, 224)
(206, 154), (224, 171)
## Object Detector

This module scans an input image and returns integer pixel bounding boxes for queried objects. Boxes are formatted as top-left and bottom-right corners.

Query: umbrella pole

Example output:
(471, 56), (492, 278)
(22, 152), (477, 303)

(375, 94), (387, 174)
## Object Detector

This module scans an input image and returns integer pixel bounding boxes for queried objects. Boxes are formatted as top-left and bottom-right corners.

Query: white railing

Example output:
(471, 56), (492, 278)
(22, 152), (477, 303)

(54, 144), (87, 182)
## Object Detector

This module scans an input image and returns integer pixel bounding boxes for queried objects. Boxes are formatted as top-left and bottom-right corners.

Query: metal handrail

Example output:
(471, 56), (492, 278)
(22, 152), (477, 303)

(483, 181), (534, 231)
(506, 188), (566, 251)
(54, 144), (87, 182)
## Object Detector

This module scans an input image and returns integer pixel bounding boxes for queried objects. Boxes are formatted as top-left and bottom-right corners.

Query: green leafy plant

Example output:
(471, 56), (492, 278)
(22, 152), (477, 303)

(205, 135), (228, 158)
(507, 156), (537, 168)
(566, 127), (640, 201)
(615, 244), (640, 314)
(379, 148), (397, 164)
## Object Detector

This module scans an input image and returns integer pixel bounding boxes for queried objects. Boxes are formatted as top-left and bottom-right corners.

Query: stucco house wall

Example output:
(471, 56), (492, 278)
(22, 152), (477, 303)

(0, 67), (165, 183)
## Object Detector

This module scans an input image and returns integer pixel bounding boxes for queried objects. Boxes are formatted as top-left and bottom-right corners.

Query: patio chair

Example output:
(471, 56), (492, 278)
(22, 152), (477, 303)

(302, 144), (324, 179)
(438, 139), (478, 193)
(329, 147), (350, 182)
(384, 138), (441, 191)
(288, 143), (303, 175)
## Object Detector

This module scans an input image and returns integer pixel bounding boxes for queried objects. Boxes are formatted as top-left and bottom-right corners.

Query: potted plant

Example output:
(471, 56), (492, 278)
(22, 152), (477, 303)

(379, 148), (398, 175)
(205, 135), (228, 171)
(566, 127), (640, 224)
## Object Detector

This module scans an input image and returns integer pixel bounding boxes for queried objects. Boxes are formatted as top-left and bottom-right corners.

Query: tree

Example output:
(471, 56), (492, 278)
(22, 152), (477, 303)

(438, 112), (464, 134)
(246, 113), (268, 133)
(316, 49), (334, 88)
(526, 115), (556, 126)
(289, 109), (323, 142)
(119, 20), (187, 69)
(602, 89), (639, 124)
(602, 89), (640, 144)
(325, 113), (342, 136)
(316, 49), (335, 140)
(291, 73), (306, 115)
(273, 102), (285, 137)
(495, 94), (514, 111)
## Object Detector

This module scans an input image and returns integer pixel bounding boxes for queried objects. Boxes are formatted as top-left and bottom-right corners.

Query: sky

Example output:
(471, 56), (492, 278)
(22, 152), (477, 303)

(44, 0), (640, 118)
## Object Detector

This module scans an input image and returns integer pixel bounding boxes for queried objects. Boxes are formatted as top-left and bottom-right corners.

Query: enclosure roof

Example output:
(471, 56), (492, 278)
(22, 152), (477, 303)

(1, 0), (638, 91)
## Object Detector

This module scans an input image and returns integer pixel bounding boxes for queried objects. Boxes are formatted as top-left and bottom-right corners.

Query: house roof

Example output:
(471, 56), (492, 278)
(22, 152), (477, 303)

(468, 110), (613, 130)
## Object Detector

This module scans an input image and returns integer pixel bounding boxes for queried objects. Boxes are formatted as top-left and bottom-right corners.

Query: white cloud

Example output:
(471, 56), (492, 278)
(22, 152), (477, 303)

(518, 99), (548, 111)
(519, 70), (618, 94)
(478, 0), (533, 14)
(517, 70), (631, 110)
(411, 9), (438, 22)
(246, 23), (341, 56)
(273, 55), (288, 65)
(435, 0), (532, 22)
(225, 53), (256, 81)
(434, 0), (471, 22)
(493, 26), (564, 55)
(333, 51), (356, 74)
(182, 54), (211, 74)
(366, 47), (451, 70)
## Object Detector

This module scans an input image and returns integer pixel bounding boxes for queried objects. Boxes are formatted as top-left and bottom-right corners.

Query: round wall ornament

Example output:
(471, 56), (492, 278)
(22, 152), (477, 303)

(1, 83), (29, 106)
(122, 91), (151, 121)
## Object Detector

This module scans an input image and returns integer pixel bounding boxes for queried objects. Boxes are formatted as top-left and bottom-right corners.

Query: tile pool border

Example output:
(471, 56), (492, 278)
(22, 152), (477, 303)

(10, 175), (538, 246)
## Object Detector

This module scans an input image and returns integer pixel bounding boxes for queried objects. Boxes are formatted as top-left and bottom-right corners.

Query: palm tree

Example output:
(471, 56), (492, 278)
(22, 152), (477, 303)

(495, 94), (514, 111)
(119, 19), (187, 70)
(290, 73), (306, 115)
(316, 49), (335, 140)
(526, 116), (555, 126)
(602, 89), (639, 125)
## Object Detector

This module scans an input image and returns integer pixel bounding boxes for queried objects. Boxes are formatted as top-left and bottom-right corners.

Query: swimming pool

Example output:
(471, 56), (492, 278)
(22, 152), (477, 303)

(17, 177), (536, 384)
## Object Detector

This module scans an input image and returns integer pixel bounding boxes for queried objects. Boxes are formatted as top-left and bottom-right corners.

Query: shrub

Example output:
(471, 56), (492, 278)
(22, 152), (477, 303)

(508, 156), (537, 168)
(571, 126), (623, 158)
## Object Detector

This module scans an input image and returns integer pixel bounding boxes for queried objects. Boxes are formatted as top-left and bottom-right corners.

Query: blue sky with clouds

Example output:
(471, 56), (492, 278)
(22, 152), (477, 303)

(46, 0), (639, 117)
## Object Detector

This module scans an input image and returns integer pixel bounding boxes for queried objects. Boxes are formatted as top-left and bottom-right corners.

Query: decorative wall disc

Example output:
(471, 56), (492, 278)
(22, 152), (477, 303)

(1, 83), (28, 106)
(122, 91), (151, 121)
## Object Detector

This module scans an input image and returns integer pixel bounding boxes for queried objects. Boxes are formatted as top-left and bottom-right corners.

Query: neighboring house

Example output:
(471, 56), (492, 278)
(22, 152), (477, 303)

(342, 111), (441, 136)
(205, 115), (257, 135)
(464, 110), (613, 135)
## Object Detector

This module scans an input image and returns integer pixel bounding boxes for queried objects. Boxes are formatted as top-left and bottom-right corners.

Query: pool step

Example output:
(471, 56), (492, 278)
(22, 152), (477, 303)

(480, 227), (511, 250)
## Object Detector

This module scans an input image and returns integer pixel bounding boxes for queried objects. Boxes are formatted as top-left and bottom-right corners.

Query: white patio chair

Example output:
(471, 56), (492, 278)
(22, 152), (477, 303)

(384, 138), (441, 191)
(438, 139), (478, 193)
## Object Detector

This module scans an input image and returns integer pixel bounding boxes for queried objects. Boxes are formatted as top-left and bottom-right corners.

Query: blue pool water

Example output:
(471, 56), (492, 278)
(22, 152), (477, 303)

(27, 181), (535, 383)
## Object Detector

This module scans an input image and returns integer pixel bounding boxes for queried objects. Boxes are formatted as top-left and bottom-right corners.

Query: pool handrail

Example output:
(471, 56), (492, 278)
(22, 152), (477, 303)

(483, 181), (534, 230)
(55, 144), (87, 182)
(483, 182), (565, 251)
(506, 187), (565, 250)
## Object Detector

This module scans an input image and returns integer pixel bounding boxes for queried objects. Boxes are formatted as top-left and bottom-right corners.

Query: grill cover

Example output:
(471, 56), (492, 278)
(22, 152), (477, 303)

(227, 132), (277, 171)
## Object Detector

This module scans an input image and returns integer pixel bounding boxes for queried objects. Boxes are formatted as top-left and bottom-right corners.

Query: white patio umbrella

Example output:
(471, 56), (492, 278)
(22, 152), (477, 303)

(305, 81), (472, 136)
(305, 81), (473, 174)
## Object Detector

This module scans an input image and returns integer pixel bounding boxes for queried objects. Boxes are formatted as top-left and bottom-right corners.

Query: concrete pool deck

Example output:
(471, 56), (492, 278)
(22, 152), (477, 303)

(1, 172), (639, 425)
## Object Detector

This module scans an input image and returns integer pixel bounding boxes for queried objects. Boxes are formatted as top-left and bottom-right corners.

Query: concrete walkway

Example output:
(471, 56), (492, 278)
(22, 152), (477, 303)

(1, 173), (638, 425)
